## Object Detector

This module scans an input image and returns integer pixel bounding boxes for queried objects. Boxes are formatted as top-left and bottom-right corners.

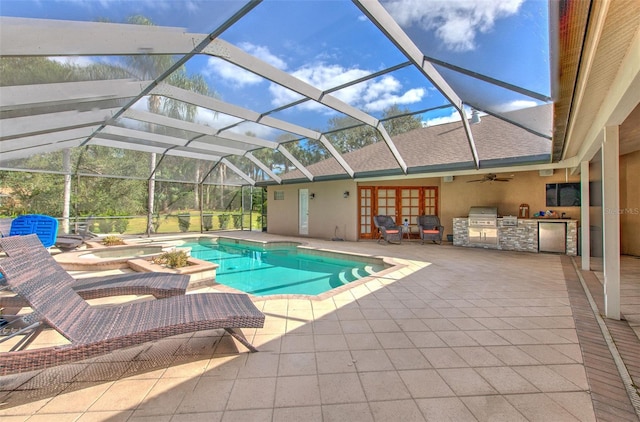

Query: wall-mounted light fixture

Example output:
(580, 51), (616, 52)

(343, 191), (350, 198)
(309, 193), (315, 199)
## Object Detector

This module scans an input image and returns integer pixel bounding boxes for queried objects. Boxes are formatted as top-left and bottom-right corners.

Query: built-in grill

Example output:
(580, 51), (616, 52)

(468, 207), (498, 245)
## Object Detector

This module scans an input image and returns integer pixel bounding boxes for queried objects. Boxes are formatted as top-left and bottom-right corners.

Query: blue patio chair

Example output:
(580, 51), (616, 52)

(9, 214), (58, 248)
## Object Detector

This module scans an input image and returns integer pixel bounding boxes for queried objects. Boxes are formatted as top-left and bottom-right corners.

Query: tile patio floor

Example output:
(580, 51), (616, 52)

(0, 232), (638, 421)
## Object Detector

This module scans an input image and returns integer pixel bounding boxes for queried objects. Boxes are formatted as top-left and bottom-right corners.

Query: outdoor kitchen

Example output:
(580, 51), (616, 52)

(453, 206), (578, 256)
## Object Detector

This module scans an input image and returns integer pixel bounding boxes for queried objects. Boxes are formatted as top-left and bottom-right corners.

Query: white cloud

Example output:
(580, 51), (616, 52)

(383, 0), (524, 51)
(205, 42), (286, 88)
(269, 63), (426, 113)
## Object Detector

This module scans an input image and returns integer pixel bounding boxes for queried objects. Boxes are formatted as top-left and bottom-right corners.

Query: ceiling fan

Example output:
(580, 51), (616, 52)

(466, 173), (513, 183)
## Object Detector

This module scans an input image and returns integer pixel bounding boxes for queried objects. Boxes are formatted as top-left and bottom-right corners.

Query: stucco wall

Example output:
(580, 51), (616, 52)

(620, 149), (640, 256)
(267, 180), (358, 241)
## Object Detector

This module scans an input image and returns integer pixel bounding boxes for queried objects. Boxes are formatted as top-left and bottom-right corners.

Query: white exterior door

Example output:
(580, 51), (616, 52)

(299, 189), (309, 235)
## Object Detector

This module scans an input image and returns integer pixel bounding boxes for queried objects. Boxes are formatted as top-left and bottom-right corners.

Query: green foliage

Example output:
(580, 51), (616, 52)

(97, 218), (114, 233)
(232, 214), (242, 229)
(202, 214), (214, 231)
(177, 213), (191, 232)
(218, 214), (230, 229)
(102, 235), (125, 246)
(114, 218), (129, 234)
(152, 250), (190, 269)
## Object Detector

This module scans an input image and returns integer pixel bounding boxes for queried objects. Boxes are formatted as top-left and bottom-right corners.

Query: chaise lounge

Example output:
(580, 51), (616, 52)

(0, 233), (190, 309)
(0, 235), (265, 375)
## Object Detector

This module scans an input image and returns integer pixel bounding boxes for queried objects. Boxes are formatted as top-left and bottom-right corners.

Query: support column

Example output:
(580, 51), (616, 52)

(602, 126), (620, 320)
(580, 161), (590, 270)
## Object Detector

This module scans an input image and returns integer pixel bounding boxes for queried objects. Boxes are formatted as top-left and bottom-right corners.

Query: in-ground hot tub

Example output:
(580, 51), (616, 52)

(55, 244), (172, 271)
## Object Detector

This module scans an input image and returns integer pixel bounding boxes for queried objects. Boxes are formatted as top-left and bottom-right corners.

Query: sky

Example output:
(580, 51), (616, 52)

(1, 0), (551, 140)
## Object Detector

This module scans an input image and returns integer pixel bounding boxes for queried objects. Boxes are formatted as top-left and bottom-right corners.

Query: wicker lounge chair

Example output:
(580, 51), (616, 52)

(373, 215), (402, 244)
(0, 233), (190, 309)
(0, 235), (265, 375)
(55, 216), (96, 251)
(418, 215), (444, 245)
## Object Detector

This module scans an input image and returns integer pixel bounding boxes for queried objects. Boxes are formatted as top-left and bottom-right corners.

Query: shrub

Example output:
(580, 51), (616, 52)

(97, 218), (114, 233)
(114, 218), (129, 234)
(202, 214), (213, 231)
(178, 213), (191, 232)
(218, 214), (229, 229)
(232, 214), (242, 229)
(151, 250), (189, 268)
(102, 235), (125, 246)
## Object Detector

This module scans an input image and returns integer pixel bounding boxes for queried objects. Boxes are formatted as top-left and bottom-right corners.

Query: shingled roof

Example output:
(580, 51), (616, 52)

(279, 105), (552, 182)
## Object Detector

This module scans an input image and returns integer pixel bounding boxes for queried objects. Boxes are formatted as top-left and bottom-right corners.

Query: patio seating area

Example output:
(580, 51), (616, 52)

(0, 232), (638, 421)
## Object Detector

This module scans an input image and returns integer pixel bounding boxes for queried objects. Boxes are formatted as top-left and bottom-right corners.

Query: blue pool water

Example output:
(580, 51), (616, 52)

(184, 239), (385, 296)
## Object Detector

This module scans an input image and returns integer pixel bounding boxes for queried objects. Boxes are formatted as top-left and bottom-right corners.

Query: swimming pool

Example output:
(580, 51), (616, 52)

(183, 238), (386, 296)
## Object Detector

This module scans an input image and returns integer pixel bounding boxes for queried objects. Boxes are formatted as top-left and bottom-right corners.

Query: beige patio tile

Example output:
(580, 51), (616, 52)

(340, 320), (372, 334)
(398, 369), (455, 398)
(220, 408), (272, 422)
(513, 366), (584, 392)
(37, 382), (112, 414)
(316, 350), (357, 374)
(415, 397), (477, 421)
(505, 393), (583, 421)
(171, 412), (223, 422)
(367, 318), (401, 332)
(176, 378), (234, 413)
(311, 320), (342, 335)
(452, 346), (504, 367)
(546, 392), (596, 422)
(273, 405), (322, 422)
(236, 351), (280, 378)
(437, 368), (498, 396)
(369, 399), (425, 421)
(225, 377), (277, 410)
(375, 331), (414, 348)
(87, 379), (157, 411)
(275, 375), (321, 407)
(24, 413), (82, 422)
(386, 348), (432, 370)
(461, 395), (527, 421)
(277, 352), (317, 376)
(464, 330), (511, 346)
(318, 373), (367, 404)
(547, 364), (590, 390)
(420, 347), (468, 368)
(405, 331), (448, 348)
(280, 334), (315, 352)
(422, 318), (459, 331)
(517, 344), (578, 364)
(351, 349), (394, 372)
(549, 344), (584, 362)
(485, 345), (540, 365)
(475, 367), (539, 394)
(76, 411), (135, 421)
(132, 377), (199, 417)
(345, 333), (382, 350)
(358, 371), (411, 401)
(313, 334), (349, 351)
(493, 329), (541, 345)
(321, 403), (373, 422)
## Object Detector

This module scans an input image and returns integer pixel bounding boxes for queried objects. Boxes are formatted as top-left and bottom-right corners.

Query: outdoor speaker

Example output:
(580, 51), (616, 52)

(443, 175), (454, 183)
(539, 169), (554, 176)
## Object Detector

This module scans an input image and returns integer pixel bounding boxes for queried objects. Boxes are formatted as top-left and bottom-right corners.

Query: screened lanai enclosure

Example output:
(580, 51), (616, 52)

(1, 0), (556, 236)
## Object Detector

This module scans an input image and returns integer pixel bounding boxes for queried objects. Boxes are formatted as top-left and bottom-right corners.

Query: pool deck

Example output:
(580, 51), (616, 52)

(1, 231), (639, 421)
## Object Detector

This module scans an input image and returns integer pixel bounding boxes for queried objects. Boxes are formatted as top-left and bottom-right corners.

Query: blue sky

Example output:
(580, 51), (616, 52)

(1, 0), (551, 139)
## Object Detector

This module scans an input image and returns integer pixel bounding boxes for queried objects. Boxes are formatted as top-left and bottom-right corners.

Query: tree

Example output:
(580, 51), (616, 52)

(324, 105), (422, 153)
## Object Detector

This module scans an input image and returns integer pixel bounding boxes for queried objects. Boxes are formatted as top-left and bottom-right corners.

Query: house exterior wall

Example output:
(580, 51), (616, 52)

(439, 171), (581, 238)
(267, 180), (358, 241)
(620, 149), (640, 256)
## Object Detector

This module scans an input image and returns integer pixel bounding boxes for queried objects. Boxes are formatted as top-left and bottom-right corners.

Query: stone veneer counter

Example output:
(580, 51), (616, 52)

(453, 218), (578, 256)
